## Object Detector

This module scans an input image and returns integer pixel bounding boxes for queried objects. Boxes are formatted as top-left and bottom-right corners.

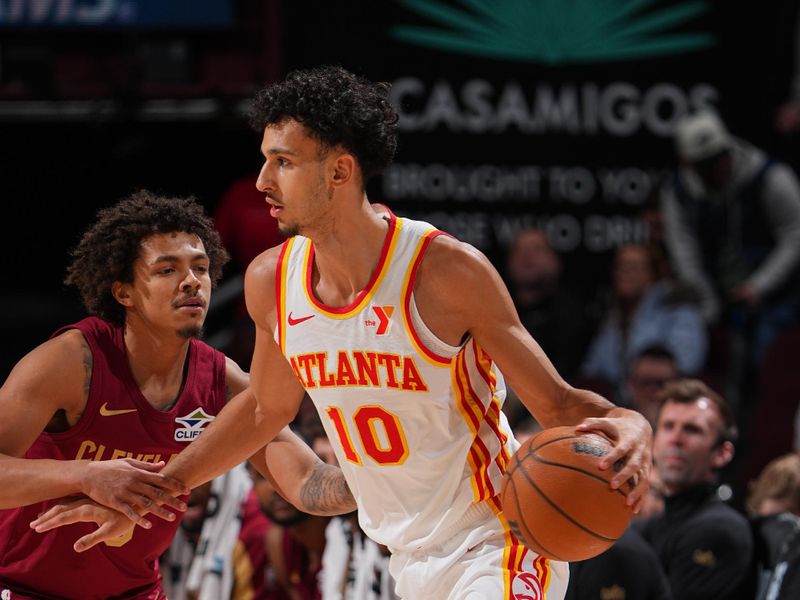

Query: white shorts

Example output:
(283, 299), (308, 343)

(388, 502), (569, 600)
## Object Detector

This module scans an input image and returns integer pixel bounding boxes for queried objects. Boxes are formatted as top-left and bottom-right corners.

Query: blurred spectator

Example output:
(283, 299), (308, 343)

(506, 227), (589, 379)
(625, 345), (680, 428)
(579, 244), (706, 395)
(636, 379), (753, 600)
(776, 8), (800, 134)
(161, 464), (281, 600)
(311, 431), (338, 468)
(640, 195), (674, 281)
(747, 453), (800, 600)
(295, 393), (327, 445)
(249, 463), (327, 600)
(322, 514), (398, 600)
(565, 528), (672, 600)
(661, 111), (800, 365)
(748, 453), (800, 516)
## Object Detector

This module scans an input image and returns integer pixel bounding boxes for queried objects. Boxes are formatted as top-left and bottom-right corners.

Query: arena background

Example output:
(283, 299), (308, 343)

(0, 0), (797, 378)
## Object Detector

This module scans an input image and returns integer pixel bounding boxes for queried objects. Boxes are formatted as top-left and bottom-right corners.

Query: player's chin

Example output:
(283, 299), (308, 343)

(277, 220), (300, 238)
(177, 324), (204, 339)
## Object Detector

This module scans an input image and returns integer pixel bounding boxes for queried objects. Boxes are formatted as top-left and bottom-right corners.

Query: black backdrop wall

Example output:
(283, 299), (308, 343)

(0, 0), (797, 376)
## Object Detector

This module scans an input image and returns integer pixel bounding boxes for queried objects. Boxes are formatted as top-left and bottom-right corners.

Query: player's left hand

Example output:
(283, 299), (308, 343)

(30, 497), (139, 553)
(79, 458), (188, 527)
(575, 408), (653, 512)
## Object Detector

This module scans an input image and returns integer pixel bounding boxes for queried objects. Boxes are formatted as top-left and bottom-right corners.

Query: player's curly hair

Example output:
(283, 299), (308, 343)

(250, 65), (398, 184)
(65, 190), (229, 325)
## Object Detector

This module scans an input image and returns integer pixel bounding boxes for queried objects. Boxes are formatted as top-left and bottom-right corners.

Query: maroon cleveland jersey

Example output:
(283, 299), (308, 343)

(0, 317), (226, 600)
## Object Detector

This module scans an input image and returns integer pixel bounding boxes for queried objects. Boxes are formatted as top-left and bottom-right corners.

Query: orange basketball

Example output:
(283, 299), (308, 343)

(501, 426), (634, 562)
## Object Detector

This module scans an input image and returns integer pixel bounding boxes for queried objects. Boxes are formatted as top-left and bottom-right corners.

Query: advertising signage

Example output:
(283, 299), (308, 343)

(281, 0), (787, 278)
(0, 0), (233, 28)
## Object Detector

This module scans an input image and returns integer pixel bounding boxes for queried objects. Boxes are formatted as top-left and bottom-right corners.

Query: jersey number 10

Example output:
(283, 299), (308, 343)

(326, 405), (409, 466)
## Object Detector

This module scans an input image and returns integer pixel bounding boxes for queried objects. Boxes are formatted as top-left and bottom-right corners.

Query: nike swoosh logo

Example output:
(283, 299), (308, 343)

(99, 402), (138, 417)
(287, 312), (315, 326)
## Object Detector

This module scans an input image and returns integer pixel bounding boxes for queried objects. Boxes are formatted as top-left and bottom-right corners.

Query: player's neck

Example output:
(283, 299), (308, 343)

(308, 197), (389, 307)
(122, 320), (192, 409)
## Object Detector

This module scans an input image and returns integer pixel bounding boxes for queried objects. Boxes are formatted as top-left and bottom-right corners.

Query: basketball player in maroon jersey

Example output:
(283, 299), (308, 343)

(0, 191), (354, 600)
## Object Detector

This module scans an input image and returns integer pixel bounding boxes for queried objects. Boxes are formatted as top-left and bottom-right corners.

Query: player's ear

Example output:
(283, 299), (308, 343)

(711, 440), (734, 470)
(330, 153), (355, 188)
(112, 281), (133, 307)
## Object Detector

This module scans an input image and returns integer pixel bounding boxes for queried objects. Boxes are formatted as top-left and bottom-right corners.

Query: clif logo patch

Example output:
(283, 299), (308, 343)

(174, 407), (215, 442)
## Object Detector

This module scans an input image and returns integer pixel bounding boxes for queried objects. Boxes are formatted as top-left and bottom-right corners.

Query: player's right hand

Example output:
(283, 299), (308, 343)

(30, 497), (136, 553)
(576, 407), (653, 512)
(80, 458), (189, 527)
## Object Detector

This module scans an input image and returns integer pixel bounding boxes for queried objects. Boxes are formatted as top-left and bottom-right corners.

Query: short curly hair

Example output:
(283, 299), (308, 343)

(65, 190), (229, 325)
(250, 65), (398, 183)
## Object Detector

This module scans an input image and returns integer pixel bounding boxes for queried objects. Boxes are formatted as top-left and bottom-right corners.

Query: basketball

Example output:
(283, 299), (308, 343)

(501, 426), (634, 562)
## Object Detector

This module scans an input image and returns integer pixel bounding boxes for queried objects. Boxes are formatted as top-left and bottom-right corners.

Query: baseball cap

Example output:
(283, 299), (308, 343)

(674, 111), (732, 163)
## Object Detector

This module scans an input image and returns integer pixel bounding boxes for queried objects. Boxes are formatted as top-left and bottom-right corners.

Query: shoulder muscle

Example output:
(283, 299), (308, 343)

(415, 235), (514, 339)
(0, 329), (89, 454)
(244, 244), (285, 332)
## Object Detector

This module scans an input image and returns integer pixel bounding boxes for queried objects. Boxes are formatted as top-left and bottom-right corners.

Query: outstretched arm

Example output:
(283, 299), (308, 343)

(0, 329), (186, 525)
(416, 236), (653, 507)
(157, 250), (305, 489)
(225, 355), (353, 514)
(251, 428), (355, 515)
(31, 425), (355, 553)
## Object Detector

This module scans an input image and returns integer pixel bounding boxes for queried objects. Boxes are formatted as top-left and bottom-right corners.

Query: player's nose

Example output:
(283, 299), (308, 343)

(180, 270), (202, 291)
(256, 162), (276, 193)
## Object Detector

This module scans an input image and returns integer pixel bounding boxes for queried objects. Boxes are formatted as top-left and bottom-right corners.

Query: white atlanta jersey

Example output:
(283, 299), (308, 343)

(275, 215), (521, 552)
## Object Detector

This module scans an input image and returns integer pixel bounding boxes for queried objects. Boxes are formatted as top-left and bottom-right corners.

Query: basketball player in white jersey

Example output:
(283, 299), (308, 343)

(35, 66), (652, 599)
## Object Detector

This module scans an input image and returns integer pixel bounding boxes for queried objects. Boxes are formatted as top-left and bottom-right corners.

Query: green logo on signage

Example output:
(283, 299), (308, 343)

(391, 0), (713, 64)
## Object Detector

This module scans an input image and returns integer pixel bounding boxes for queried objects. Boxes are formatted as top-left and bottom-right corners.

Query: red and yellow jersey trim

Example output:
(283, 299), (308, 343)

(275, 238), (295, 354)
(489, 495), (553, 598)
(452, 347), (497, 502)
(401, 228), (451, 366)
(533, 554), (552, 596)
(472, 340), (512, 474)
(302, 215), (401, 319)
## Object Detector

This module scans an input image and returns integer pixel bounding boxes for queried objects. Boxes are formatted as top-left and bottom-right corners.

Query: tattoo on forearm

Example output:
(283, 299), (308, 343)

(81, 339), (93, 399)
(299, 462), (356, 515)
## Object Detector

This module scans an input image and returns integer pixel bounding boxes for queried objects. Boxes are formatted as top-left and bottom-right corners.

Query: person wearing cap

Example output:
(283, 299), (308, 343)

(660, 110), (800, 364)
